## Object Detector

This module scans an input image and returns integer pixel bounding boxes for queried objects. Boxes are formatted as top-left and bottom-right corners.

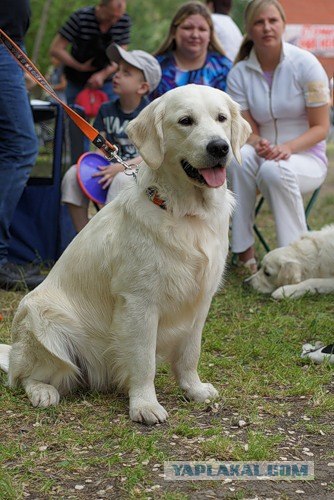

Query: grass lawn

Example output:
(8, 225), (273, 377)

(0, 145), (333, 499)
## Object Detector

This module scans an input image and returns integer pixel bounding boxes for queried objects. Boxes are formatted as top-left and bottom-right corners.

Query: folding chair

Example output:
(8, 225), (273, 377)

(9, 101), (76, 265)
(253, 186), (322, 252)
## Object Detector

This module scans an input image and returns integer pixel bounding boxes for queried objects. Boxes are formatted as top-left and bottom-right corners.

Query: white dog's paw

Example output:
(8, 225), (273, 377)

(186, 383), (219, 402)
(272, 285), (300, 300)
(130, 400), (168, 425)
(271, 287), (286, 299)
(26, 383), (60, 408)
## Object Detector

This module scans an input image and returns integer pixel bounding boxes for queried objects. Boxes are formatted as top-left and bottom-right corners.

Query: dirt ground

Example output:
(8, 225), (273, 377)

(160, 399), (334, 499)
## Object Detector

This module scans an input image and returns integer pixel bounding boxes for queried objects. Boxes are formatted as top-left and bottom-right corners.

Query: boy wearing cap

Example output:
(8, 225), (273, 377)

(61, 44), (161, 232)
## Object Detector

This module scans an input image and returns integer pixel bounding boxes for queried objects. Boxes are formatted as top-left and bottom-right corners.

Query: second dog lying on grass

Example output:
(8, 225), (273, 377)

(244, 225), (334, 299)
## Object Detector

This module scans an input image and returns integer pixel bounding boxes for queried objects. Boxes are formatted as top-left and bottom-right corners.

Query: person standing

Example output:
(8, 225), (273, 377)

(0, 0), (45, 291)
(226, 0), (330, 272)
(206, 0), (243, 61)
(50, 0), (131, 105)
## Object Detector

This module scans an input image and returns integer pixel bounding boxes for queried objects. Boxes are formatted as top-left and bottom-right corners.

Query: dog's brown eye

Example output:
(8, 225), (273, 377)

(178, 116), (194, 126)
(218, 114), (227, 123)
(264, 270), (271, 277)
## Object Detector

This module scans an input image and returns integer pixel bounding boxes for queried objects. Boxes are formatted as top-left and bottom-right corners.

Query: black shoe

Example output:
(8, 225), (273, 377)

(0, 262), (45, 291)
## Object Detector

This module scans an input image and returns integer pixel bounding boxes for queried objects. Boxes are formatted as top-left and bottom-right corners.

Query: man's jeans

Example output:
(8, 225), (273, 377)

(0, 44), (38, 264)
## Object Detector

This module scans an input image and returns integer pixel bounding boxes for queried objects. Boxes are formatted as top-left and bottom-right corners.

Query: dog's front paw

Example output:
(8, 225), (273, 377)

(272, 285), (299, 300)
(271, 287), (286, 299)
(186, 383), (219, 402)
(130, 400), (168, 425)
(26, 383), (60, 407)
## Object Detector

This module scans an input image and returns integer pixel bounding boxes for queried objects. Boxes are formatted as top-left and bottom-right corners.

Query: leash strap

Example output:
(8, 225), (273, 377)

(0, 28), (126, 164)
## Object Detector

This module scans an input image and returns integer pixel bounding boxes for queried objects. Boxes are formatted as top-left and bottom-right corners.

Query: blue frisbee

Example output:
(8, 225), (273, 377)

(77, 152), (110, 204)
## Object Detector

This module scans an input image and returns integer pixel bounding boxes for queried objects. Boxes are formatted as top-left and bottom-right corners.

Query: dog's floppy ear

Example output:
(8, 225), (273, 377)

(277, 260), (302, 285)
(126, 97), (165, 170)
(227, 97), (251, 164)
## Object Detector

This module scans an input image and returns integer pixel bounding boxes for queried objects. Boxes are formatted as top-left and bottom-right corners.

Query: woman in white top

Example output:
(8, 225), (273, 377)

(226, 0), (330, 272)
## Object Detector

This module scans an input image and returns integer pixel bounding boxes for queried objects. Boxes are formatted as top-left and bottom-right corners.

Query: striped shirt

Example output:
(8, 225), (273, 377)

(59, 6), (131, 85)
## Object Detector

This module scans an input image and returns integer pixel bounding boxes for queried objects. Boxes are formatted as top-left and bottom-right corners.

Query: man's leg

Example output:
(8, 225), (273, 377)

(0, 45), (42, 290)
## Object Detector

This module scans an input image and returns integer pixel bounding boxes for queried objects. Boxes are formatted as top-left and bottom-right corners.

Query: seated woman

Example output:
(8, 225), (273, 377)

(150, 1), (232, 99)
(226, 0), (330, 273)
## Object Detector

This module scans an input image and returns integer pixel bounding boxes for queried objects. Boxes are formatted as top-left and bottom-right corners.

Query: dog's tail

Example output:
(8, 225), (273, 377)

(0, 344), (11, 373)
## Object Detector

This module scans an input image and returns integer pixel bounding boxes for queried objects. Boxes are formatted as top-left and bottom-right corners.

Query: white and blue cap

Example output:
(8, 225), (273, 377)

(107, 43), (162, 92)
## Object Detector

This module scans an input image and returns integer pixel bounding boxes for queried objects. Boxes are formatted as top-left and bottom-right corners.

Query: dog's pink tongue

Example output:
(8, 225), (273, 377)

(199, 167), (226, 188)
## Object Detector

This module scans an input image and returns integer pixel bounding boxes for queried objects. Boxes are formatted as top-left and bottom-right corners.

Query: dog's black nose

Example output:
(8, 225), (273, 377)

(206, 139), (229, 159)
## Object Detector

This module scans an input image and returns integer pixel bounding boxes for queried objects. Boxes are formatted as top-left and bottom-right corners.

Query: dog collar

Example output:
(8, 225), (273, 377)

(146, 187), (167, 210)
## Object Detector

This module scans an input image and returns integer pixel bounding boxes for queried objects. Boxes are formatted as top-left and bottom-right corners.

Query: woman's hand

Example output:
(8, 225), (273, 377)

(244, 111), (292, 162)
(254, 138), (271, 158)
(255, 139), (291, 161)
(264, 143), (292, 161)
(92, 163), (124, 189)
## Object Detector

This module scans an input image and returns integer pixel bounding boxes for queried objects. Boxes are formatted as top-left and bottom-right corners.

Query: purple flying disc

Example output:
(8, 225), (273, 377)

(77, 152), (110, 204)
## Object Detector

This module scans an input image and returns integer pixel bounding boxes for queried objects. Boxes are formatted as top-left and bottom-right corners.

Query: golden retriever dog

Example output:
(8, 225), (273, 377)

(244, 225), (334, 299)
(0, 85), (250, 425)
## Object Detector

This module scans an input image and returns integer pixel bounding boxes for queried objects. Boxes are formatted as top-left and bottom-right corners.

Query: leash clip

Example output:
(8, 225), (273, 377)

(93, 135), (118, 161)
(93, 135), (138, 179)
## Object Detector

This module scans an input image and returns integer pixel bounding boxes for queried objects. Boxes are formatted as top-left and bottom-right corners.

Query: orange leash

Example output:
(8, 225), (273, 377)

(0, 29), (120, 162)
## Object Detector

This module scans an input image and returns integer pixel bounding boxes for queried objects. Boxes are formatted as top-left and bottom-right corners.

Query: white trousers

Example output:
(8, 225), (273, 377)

(228, 144), (327, 253)
(61, 164), (133, 207)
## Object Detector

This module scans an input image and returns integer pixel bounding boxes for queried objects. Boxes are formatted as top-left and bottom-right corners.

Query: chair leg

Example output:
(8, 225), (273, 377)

(253, 187), (322, 252)
(305, 187), (321, 230)
(253, 223), (271, 252)
(255, 195), (265, 217)
(254, 196), (271, 252)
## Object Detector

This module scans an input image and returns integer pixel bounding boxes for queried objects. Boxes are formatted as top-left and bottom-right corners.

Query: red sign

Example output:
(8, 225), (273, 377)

(285, 24), (334, 57)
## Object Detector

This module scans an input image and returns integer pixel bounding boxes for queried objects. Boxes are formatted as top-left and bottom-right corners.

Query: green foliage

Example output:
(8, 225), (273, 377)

(128, 0), (186, 53)
(26, 0), (247, 74)
(0, 472), (20, 500)
(231, 0), (249, 32)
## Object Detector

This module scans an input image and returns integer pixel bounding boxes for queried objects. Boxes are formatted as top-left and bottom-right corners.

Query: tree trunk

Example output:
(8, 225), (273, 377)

(32, 0), (53, 64)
